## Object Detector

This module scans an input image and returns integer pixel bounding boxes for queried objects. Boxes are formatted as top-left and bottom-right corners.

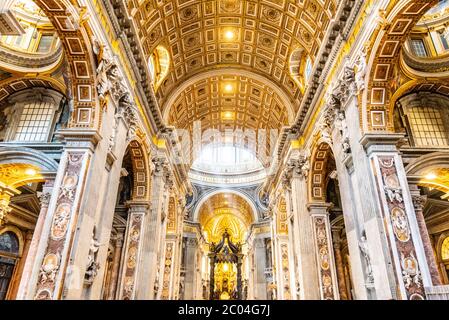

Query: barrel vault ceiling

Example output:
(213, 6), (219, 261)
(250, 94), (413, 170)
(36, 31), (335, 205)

(127, 0), (338, 136)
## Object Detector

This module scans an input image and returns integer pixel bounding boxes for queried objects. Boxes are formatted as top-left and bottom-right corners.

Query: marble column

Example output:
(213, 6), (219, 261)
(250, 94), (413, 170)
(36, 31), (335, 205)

(274, 235), (292, 300)
(331, 227), (349, 300)
(209, 253), (215, 299)
(159, 237), (177, 299)
(23, 131), (99, 300)
(16, 179), (53, 299)
(184, 237), (199, 299)
(285, 152), (321, 300)
(284, 187), (300, 299)
(253, 237), (268, 300)
(364, 135), (433, 299)
(118, 202), (148, 299)
(309, 202), (339, 300)
(408, 185), (442, 286)
(134, 157), (166, 299)
(106, 232), (124, 299)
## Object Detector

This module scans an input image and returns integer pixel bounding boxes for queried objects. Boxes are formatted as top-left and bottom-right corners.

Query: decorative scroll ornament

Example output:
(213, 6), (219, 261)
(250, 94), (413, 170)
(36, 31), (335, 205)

(161, 243), (174, 300)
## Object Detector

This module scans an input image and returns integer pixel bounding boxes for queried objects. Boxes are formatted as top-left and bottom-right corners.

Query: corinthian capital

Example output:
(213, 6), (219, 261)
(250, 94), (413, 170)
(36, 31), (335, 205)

(0, 198), (11, 225)
(412, 195), (427, 211)
(152, 157), (167, 173)
(38, 191), (52, 207)
(285, 150), (310, 180)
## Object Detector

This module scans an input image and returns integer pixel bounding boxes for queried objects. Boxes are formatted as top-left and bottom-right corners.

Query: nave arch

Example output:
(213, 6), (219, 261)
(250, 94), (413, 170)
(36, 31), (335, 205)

(364, 0), (439, 131)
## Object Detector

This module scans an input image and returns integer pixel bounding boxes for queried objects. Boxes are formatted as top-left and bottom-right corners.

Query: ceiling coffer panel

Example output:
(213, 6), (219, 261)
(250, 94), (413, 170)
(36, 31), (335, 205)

(127, 0), (338, 108)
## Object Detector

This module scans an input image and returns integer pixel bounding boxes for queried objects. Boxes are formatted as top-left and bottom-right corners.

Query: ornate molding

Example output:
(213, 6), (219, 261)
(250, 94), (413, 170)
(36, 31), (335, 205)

(284, 150), (311, 183)
(152, 157), (168, 174)
(411, 195), (427, 211)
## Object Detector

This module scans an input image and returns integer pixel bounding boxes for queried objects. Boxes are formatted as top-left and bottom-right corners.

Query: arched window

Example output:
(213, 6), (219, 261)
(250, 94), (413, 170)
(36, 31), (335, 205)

(304, 56), (313, 83)
(14, 101), (56, 142)
(407, 106), (448, 146)
(192, 144), (264, 175)
(0, 231), (20, 300)
(0, 89), (64, 143)
(442, 236), (449, 261)
(148, 45), (170, 91)
(288, 48), (312, 90)
(398, 93), (449, 147)
(289, 48), (303, 81)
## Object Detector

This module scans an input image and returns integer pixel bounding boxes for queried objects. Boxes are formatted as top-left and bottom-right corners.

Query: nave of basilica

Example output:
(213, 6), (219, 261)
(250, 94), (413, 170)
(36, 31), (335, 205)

(0, 0), (448, 301)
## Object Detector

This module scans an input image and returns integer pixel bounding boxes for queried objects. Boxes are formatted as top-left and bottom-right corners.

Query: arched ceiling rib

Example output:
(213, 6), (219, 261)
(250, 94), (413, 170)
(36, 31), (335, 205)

(127, 0), (338, 108)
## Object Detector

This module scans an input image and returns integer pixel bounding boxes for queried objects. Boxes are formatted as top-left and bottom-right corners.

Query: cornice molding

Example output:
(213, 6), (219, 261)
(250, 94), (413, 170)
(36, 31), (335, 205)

(101, 0), (165, 134)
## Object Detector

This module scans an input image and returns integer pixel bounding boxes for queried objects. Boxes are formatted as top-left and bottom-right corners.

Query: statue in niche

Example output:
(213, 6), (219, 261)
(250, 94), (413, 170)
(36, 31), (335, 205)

(359, 233), (374, 284)
(260, 191), (269, 208)
(61, 59), (74, 114)
(335, 112), (351, 154)
(178, 278), (185, 300)
(118, 174), (132, 205)
(355, 48), (367, 93)
(53, 97), (71, 135)
(85, 231), (101, 285)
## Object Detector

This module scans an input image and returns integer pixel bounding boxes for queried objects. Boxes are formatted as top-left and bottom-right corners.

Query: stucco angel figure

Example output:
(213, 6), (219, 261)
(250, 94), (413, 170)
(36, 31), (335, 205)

(384, 185), (403, 203)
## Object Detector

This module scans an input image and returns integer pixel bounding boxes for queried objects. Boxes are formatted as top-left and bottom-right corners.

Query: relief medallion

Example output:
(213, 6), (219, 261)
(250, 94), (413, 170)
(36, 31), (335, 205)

(51, 203), (72, 240)
(391, 207), (410, 242)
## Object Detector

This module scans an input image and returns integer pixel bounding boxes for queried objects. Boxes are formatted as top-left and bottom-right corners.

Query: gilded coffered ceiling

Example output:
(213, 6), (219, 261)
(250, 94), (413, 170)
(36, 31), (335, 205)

(166, 73), (292, 134)
(127, 0), (338, 111)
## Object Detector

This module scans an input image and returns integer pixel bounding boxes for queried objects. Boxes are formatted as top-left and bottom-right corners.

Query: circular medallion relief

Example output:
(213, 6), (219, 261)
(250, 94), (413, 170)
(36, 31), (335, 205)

(391, 207), (410, 242)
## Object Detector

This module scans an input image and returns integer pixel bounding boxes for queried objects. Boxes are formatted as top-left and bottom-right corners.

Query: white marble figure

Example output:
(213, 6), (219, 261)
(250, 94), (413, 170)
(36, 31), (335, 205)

(359, 235), (374, 284)
(384, 186), (403, 203)
(355, 49), (367, 93)
(85, 234), (101, 284)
